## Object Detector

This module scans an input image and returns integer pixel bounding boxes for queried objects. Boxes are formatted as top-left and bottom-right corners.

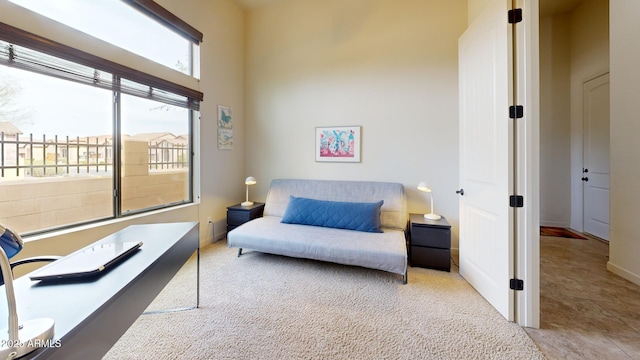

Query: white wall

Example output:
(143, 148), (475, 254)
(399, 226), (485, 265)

(532, 1), (609, 231)
(467, 0), (490, 24)
(609, 0), (640, 285)
(0, 0), (246, 267)
(245, 0), (467, 250)
(568, 0), (609, 231)
(539, 14), (571, 227)
(158, 0), (247, 241)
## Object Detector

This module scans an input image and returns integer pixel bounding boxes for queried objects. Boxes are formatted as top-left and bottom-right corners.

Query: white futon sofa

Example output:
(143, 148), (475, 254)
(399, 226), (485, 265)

(227, 179), (408, 283)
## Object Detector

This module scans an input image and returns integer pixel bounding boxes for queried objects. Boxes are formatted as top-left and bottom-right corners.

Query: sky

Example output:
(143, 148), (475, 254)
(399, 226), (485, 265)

(9, 0), (190, 72)
(1, 0), (192, 137)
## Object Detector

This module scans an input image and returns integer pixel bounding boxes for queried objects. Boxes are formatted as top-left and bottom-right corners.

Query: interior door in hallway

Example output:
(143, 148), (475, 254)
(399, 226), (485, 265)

(458, 0), (513, 321)
(582, 73), (610, 241)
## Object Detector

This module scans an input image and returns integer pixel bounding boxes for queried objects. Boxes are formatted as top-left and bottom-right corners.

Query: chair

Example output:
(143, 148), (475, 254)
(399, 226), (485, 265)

(0, 255), (63, 286)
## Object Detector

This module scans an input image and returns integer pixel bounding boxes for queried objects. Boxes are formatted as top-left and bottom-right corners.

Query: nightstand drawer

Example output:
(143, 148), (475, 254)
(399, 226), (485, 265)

(227, 211), (252, 226)
(226, 203), (265, 231)
(411, 226), (451, 249)
(411, 246), (450, 271)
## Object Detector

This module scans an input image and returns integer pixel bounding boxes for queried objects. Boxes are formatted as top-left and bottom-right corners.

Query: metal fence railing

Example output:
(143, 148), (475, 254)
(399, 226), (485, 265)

(148, 141), (189, 171)
(0, 132), (188, 178)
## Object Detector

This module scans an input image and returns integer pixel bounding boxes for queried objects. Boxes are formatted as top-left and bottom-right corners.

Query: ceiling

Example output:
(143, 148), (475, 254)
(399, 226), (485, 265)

(235, 0), (587, 16)
(233, 0), (281, 10)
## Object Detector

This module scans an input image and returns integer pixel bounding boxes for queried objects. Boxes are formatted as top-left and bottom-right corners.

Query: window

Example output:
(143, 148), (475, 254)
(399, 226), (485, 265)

(0, 2), (202, 235)
(8, 0), (200, 77)
(120, 94), (191, 214)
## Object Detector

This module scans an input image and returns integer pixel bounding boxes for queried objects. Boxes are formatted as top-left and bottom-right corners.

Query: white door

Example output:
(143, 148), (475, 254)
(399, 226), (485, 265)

(458, 0), (514, 320)
(582, 73), (610, 240)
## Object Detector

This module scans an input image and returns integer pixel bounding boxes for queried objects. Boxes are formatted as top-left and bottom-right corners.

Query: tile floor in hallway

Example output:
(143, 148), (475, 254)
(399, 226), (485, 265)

(524, 234), (640, 359)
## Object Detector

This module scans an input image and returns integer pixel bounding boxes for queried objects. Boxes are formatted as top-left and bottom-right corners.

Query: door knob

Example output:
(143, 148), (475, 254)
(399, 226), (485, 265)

(581, 177), (589, 182)
(456, 189), (464, 196)
(583, 168), (589, 173)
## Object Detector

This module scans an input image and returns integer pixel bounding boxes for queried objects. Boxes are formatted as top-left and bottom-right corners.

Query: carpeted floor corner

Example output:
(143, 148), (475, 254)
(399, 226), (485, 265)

(104, 240), (545, 360)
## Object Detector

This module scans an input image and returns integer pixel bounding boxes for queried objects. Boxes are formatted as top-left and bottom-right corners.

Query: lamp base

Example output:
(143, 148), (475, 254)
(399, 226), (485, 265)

(241, 201), (254, 207)
(0, 318), (55, 359)
(424, 213), (442, 221)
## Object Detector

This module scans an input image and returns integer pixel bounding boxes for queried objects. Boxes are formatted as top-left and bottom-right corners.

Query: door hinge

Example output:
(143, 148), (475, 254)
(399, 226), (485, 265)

(510, 278), (524, 291)
(509, 105), (524, 119)
(508, 8), (523, 24)
(509, 195), (524, 208)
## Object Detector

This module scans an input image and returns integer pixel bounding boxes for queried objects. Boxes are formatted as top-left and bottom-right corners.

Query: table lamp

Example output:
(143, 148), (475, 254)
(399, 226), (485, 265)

(417, 182), (441, 220)
(241, 176), (257, 207)
(0, 224), (55, 359)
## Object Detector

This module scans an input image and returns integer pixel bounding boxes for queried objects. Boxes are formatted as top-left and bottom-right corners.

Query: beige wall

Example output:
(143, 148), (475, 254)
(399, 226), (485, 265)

(467, 0), (491, 24)
(609, 0), (640, 284)
(0, 0), (246, 260)
(568, 0), (609, 230)
(245, 0), (467, 249)
(539, 0), (640, 285)
(539, 14), (571, 227)
(539, 0), (609, 228)
(158, 0), (247, 241)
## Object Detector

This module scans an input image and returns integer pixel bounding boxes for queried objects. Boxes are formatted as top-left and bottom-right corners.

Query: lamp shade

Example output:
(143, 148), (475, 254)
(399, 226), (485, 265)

(0, 225), (23, 259)
(417, 182), (431, 193)
(245, 176), (257, 185)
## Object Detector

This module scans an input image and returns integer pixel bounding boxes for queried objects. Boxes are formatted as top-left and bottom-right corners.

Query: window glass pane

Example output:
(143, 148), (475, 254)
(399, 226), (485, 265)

(120, 94), (190, 214)
(0, 65), (113, 234)
(9, 0), (194, 76)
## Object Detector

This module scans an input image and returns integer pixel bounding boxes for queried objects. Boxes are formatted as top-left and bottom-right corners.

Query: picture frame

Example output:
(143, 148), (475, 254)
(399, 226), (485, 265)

(218, 128), (233, 150)
(217, 104), (233, 150)
(315, 126), (361, 162)
(217, 105), (233, 129)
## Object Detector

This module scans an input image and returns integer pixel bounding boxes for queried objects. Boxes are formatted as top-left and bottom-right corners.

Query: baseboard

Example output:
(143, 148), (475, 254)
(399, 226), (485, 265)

(607, 261), (640, 287)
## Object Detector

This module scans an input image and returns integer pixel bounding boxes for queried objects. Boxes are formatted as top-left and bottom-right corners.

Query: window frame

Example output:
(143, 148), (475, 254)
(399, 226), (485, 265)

(122, 0), (204, 44)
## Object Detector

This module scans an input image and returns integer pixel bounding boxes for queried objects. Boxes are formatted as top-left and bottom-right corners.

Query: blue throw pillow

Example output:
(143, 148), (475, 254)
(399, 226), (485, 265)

(281, 196), (384, 233)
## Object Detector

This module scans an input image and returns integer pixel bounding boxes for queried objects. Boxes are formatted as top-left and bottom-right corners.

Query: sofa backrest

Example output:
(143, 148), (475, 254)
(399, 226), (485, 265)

(264, 179), (407, 230)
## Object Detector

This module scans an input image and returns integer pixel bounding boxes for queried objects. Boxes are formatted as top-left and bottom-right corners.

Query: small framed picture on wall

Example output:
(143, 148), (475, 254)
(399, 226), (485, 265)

(218, 105), (233, 128)
(315, 126), (361, 163)
(217, 105), (233, 150)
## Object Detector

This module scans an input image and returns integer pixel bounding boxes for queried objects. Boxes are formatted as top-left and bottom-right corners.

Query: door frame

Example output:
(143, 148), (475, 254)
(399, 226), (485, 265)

(515, 0), (540, 328)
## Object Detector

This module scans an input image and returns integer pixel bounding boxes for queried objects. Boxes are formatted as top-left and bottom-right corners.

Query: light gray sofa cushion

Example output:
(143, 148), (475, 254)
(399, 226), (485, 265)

(229, 216), (407, 275)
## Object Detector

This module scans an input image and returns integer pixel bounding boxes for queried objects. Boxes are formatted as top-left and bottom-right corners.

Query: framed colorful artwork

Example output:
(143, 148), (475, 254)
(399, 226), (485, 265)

(315, 126), (361, 162)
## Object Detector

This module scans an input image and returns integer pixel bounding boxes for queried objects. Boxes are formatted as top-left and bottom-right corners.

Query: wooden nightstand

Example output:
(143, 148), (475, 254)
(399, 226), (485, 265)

(409, 214), (451, 272)
(226, 202), (265, 233)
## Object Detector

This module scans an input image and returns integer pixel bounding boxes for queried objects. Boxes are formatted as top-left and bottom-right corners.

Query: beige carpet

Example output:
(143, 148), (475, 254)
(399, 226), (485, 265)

(104, 240), (545, 360)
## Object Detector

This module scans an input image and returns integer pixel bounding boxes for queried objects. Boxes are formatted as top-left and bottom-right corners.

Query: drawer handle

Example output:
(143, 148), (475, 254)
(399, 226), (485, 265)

(456, 188), (464, 196)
